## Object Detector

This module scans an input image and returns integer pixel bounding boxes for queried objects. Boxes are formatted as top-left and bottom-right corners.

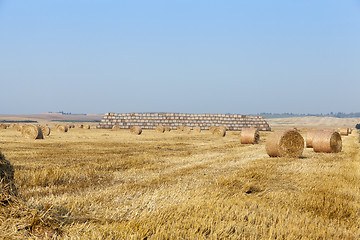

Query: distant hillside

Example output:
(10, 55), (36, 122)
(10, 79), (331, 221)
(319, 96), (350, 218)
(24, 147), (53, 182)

(260, 112), (360, 119)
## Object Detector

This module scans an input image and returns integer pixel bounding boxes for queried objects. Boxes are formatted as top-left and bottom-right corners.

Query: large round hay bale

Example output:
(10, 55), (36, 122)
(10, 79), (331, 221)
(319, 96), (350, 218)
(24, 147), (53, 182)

(241, 128), (260, 144)
(21, 125), (44, 139)
(213, 127), (226, 137)
(306, 130), (322, 148)
(112, 125), (121, 131)
(339, 128), (349, 136)
(0, 151), (17, 196)
(156, 126), (165, 133)
(312, 131), (342, 153)
(14, 124), (23, 132)
(40, 125), (51, 136)
(177, 126), (184, 131)
(184, 126), (191, 133)
(130, 126), (142, 135)
(209, 126), (217, 133)
(164, 126), (171, 132)
(193, 126), (201, 133)
(0, 123), (8, 129)
(265, 130), (304, 158)
(56, 125), (68, 133)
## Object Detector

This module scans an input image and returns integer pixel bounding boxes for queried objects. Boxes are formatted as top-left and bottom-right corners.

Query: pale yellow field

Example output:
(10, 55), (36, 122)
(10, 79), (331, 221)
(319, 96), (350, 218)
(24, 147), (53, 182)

(0, 125), (359, 239)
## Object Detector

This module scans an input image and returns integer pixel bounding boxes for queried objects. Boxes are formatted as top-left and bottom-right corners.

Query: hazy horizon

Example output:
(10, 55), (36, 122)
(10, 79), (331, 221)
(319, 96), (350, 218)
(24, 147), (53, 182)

(1, 0), (359, 115)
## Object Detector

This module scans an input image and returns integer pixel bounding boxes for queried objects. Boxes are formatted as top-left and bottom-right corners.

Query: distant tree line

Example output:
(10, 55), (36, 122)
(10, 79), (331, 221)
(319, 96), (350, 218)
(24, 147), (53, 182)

(259, 112), (360, 119)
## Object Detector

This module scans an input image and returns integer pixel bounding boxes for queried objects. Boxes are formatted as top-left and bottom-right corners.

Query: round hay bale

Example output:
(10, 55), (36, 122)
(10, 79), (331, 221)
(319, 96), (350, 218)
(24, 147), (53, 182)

(9, 123), (15, 129)
(177, 126), (184, 132)
(0, 151), (17, 196)
(184, 126), (191, 134)
(339, 128), (348, 136)
(265, 129), (304, 158)
(306, 130), (322, 148)
(130, 126), (142, 135)
(112, 125), (121, 131)
(84, 124), (90, 129)
(193, 126), (201, 133)
(40, 125), (51, 136)
(312, 131), (342, 153)
(241, 128), (260, 144)
(220, 125), (229, 131)
(164, 126), (171, 132)
(14, 124), (23, 132)
(78, 124), (84, 129)
(156, 126), (165, 133)
(56, 125), (68, 133)
(209, 126), (217, 133)
(21, 124), (44, 139)
(213, 127), (226, 137)
(0, 124), (8, 129)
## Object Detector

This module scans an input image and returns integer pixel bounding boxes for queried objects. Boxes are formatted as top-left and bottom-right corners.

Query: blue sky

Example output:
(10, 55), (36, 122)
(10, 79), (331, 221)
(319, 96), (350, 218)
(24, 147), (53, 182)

(0, 0), (359, 114)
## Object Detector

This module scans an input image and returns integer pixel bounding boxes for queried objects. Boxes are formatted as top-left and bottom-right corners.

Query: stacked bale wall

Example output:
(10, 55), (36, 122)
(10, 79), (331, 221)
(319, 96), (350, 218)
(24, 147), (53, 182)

(97, 113), (271, 131)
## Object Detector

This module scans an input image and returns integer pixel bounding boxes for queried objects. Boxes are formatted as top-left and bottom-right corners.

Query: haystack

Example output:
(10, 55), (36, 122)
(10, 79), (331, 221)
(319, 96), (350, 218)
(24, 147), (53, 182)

(156, 126), (165, 133)
(40, 125), (51, 136)
(0, 124), (7, 129)
(78, 124), (84, 129)
(177, 126), (184, 132)
(312, 131), (342, 153)
(339, 128), (349, 136)
(112, 125), (121, 131)
(56, 125), (68, 133)
(14, 124), (23, 132)
(84, 124), (90, 129)
(306, 130), (322, 148)
(21, 125), (44, 139)
(241, 128), (260, 144)
(213, 127), (226, 137)
(193, 126), (201, 133)
(130, 126), (142, 135)
(183, 126), (191, 134)
(265, 129), (304, 158)
(165, 126), (171, 132)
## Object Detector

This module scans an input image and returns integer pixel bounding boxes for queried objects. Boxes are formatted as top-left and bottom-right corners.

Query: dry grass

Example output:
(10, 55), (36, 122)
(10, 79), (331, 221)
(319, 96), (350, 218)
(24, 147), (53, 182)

(0, 128), (359, 239)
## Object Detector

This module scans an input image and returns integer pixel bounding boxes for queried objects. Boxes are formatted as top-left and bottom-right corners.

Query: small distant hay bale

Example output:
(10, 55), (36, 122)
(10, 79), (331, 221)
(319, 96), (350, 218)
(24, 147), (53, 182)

(306, 130), (322, 148)
(184, 126), (191, 133)
(14, 124), (23, 132)
(0, 124), (8, 129)
(156, 126), (165, 133)
(339, 128), (348, 136)
(265, 129), (304, 158)
(177, 126), (184, 131)
(130, 126), (142, 135)
(9, 123), (15, 129)
(21, 124), (44, 139)
(84, 124), (90, 129)
(209, 126), (217, 133)
(213, 127), (226, 137)
(312, 131), (342, 153)
(112, 125), (121, 131)
(56, 125), (68, 133)
(165, 126), (171, 132)
(40, 125), (51, 136)
(241, 128), (260, 144)
(193, 126), (201, 133)
(78, 124), (84, 129)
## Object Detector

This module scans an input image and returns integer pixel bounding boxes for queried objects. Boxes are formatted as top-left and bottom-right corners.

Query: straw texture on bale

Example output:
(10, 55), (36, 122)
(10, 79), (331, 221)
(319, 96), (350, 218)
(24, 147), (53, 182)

(84, 124), (90, 129)
(193, 126), (201, 133)
(312, 131), (342, 153)
(241, 128), (260, 144)
(164, 126), (171, 132)
(56, 125), (68, 133)
(339, 128), (348, 136)
(130, 126), (142, 135)
(21, 125), (44, 139)
(112, 125), (121, 131)
(213, 127), (226, 137)
(177, 126), (184, 131)
(220, 125), (229, 131)
(306, 130), (322, 148)
(14, 124), (23, 132)
(265, 130), (304, 158)
(9, 123), (15, 129)
(40, 125), (51, 136)
(156, 126), (165, 133)
(183, 126), (191, 133)
(0, 124), (7, 129)
(209, 126), (217, 133)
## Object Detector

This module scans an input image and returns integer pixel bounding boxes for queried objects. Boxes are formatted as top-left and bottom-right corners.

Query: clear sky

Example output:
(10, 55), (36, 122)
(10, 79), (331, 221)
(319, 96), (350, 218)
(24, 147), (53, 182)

(0, 0), (359, 115)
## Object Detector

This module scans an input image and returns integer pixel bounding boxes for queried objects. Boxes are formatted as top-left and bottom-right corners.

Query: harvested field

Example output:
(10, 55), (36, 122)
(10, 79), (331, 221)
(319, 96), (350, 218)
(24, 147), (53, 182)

(0, 127), (359, 239)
